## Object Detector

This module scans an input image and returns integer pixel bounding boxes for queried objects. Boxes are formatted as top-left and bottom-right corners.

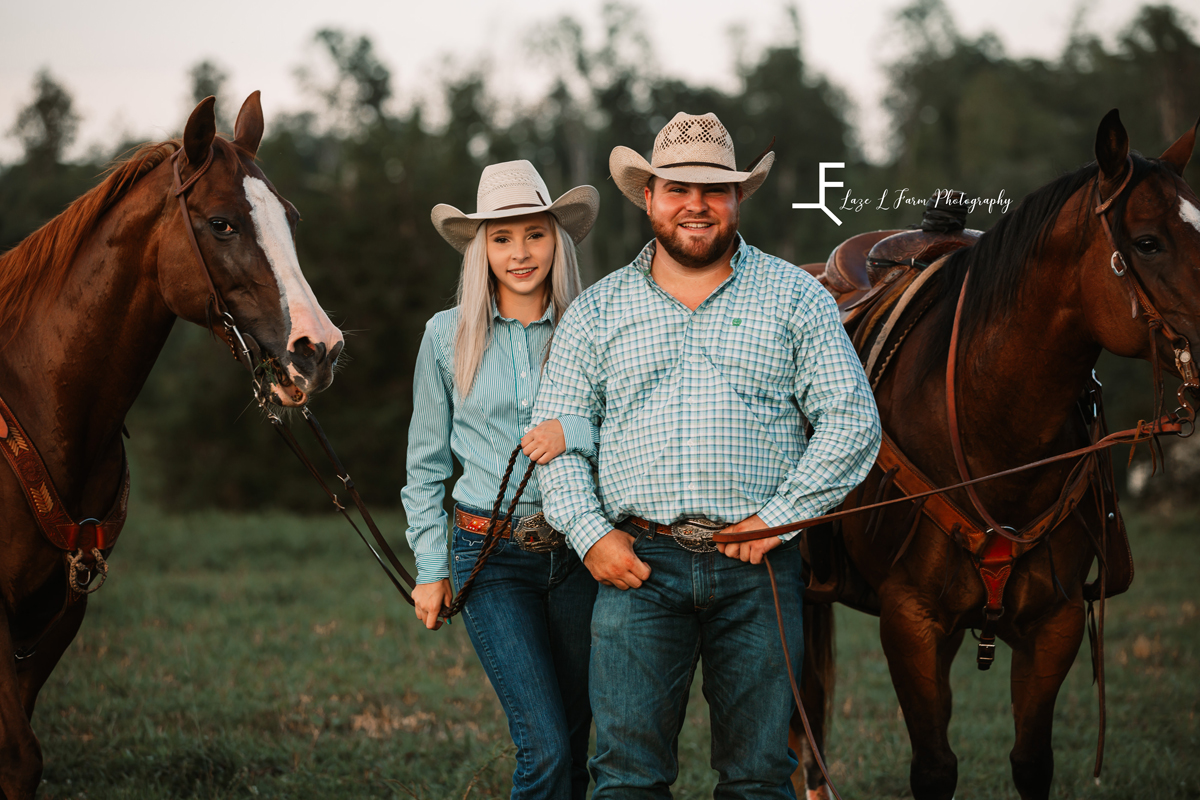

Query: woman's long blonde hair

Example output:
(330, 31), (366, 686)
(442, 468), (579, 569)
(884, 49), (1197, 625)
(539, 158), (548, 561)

(453, 215), (583, 398)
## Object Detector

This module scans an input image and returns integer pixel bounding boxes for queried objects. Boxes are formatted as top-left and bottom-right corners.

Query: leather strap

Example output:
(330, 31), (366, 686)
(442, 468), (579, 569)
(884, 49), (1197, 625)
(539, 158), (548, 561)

(455, 507), (514, 537)
(0, 394), (129, 559)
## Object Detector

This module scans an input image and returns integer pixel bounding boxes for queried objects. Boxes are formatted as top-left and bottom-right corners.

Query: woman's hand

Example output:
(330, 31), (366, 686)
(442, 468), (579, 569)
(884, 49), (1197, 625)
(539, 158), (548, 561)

(412, 579), (452, 630)
(521, 419), (567, 464)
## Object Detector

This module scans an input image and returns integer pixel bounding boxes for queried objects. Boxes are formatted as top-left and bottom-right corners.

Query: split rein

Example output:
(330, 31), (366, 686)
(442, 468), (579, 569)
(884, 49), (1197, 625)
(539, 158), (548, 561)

(171, 147), (525, 618)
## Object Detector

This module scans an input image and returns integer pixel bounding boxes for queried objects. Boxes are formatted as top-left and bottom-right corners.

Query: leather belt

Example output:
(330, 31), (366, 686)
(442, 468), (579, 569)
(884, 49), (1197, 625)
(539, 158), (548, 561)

(454, 508), (513, 537)
(455, 507), (566, 553)
(628, 515), (725, 553)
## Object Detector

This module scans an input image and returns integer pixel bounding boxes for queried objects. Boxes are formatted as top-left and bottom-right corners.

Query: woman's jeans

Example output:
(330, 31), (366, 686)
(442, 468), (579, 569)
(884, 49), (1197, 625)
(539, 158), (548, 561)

(589, 529), (806, 799)
(451, 506), (598, 800)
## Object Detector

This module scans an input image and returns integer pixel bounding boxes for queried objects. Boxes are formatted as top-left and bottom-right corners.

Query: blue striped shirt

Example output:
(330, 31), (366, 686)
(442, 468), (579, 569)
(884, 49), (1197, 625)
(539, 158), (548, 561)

(532, 237), (882, 557)
(402, 302), (597, 583)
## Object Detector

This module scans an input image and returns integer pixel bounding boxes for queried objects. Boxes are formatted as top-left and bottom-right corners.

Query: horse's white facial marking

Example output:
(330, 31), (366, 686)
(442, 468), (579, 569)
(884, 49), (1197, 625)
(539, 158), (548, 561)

(1181, 198), (1200, 235)
(243, 176), (342, 395)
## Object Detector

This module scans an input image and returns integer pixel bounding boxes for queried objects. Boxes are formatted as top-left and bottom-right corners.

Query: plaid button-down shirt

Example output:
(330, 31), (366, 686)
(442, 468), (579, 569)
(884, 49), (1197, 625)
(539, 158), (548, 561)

(532, 236), (882, 557)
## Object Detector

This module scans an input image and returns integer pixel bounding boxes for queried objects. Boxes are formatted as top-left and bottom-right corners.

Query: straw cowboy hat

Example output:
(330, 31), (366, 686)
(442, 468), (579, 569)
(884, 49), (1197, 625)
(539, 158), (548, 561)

(432, 160), (600, 253)
(609, 112), (775, 210)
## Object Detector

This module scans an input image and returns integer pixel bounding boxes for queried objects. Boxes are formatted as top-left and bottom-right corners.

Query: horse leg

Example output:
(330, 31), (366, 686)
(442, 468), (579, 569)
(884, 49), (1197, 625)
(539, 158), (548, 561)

(17, 596), (87, 718)
(1008, 602), (1085, 800)
(0, 611), (45, 800)
(879, 598), (964, 800)
(791, 602), (835, 800)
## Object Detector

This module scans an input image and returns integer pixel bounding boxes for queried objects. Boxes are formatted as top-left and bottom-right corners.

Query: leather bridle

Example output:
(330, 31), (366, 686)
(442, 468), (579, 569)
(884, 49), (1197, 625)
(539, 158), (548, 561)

(170, 145), (419, 606)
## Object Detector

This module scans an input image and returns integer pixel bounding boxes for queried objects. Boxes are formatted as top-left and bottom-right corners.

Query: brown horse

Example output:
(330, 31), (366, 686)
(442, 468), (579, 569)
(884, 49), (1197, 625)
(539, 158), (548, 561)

(0, 93), (343, 797)
(795, 110), (1200, 800)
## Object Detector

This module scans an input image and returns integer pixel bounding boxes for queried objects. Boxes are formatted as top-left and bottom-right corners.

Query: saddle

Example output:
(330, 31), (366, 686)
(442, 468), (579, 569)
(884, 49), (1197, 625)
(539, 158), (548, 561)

(802, 191), (1133, 614)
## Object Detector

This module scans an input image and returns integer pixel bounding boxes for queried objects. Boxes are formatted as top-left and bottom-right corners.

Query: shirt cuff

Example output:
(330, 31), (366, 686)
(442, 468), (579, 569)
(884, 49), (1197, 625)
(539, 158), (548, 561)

(412, 537), (450, 583)
(757, 495), (811, 542)
(558, 415), (596, 458)
(564, 510), (614, 559)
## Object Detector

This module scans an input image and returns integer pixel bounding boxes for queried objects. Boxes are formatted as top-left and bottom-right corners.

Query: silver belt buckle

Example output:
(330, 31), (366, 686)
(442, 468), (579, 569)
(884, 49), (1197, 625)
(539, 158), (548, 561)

(512, 512), (565, 553)
(668, 517), (723, 553)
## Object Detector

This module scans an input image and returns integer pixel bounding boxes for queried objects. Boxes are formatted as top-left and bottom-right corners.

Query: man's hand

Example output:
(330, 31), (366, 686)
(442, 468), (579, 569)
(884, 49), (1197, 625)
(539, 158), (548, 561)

(715, 514), (784, 565)
(412, 579), (452, 630)
(583, 529), (652, 590)
(521, 419), (567, 464)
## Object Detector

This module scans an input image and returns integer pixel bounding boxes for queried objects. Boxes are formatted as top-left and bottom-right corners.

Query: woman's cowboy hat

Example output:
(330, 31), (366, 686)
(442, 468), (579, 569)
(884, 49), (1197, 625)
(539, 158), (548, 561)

(432, 160), (600, 253)
(609, 112), (775, 210)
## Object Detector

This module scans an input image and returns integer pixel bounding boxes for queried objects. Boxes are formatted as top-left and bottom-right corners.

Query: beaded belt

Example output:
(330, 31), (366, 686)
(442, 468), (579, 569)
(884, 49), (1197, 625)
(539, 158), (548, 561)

(454, 507), (566, 553)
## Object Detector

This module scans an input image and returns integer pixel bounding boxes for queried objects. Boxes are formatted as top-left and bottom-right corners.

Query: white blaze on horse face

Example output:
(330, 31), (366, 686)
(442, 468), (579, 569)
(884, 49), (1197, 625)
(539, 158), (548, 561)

(243, 176), (343, 398)
(1180, 198), (1200, 236)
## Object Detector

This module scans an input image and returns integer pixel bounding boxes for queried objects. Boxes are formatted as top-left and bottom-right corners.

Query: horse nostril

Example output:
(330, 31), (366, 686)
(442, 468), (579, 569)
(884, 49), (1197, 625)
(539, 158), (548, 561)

(330, 340), (344, 365)
(292, 336), (317, 358)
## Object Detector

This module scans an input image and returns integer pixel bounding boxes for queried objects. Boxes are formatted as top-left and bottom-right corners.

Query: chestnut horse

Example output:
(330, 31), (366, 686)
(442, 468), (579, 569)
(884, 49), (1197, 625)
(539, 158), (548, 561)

(0, 93), (343, 797)
(795, 111), (1200, 800)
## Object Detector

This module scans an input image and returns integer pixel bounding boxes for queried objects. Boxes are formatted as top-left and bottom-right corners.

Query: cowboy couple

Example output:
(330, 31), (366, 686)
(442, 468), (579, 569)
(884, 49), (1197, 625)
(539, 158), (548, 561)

(401, 112), (882, 798)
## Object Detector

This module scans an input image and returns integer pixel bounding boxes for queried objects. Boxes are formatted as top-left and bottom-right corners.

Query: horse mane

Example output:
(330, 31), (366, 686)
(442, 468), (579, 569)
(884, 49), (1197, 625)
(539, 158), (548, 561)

(0, 139), (181, 339)
(914, 154), (1166, 380)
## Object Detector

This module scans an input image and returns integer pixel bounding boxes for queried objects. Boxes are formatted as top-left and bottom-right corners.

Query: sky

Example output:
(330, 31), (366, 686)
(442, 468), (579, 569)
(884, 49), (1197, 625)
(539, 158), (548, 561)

(0, 0), (1189, 165)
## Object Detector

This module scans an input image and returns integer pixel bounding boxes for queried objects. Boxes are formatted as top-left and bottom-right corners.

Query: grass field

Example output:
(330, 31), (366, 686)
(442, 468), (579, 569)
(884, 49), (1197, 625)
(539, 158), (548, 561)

(32, 506), (1200, 799)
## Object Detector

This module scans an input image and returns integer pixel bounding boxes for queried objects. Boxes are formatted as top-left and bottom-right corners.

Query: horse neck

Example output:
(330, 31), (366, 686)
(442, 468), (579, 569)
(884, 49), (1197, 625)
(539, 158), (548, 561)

(952, 201), (1104, 465)
(1, 168), (178, 503)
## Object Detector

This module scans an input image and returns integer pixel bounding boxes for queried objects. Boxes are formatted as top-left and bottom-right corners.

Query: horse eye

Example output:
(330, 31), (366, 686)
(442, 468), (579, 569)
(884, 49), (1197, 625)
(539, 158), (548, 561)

(210, 219), (236, 235)
(1134, 237), (1159, 255)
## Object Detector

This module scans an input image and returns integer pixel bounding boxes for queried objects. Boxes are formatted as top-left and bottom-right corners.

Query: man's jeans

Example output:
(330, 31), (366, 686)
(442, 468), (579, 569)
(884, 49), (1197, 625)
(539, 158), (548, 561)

(451, 506), (597, 800)
(589, 528), (805, 799)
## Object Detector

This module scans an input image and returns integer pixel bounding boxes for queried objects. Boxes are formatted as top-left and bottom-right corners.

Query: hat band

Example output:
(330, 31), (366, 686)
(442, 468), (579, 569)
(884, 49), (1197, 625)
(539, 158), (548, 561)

(493, 202), (545, 211)
(655, 160), (734, 171)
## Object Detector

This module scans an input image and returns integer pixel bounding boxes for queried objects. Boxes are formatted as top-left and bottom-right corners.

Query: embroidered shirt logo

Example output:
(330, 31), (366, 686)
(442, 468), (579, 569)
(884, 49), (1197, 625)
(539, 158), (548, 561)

(731, 319), (742, 326)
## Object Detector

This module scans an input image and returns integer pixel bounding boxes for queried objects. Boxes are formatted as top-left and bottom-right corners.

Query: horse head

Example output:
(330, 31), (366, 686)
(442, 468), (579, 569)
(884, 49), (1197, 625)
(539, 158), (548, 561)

(1086, 109), (1200, 409)
(158, 92), (343, 407)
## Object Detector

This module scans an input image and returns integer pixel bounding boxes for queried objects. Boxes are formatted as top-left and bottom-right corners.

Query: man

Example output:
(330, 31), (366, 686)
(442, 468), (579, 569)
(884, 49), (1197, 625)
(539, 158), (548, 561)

(532, 112), (881, 797)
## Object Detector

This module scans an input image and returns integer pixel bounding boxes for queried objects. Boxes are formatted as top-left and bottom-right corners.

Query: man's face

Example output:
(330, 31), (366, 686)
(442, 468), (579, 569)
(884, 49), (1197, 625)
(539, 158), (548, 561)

(644, 178), (742, 268)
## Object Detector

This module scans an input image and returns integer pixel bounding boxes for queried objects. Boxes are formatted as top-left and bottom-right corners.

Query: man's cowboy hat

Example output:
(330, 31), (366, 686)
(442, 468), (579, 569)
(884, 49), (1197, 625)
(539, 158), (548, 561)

(432, 160), (600, 253)
(609, 112), (775, 210)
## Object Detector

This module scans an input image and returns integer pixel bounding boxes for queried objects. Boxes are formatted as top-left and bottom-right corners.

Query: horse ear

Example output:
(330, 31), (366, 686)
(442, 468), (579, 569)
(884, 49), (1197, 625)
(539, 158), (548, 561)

(233, 91), (264, 158)
(1094, 109), (1130, 185)
(183, 96), (217, 168)
(1159, 116), (1198, 175)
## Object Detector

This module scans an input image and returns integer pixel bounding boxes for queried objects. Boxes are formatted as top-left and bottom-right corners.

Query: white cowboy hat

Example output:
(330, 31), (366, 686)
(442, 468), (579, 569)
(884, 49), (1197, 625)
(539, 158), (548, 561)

(609, 112), (775, 210)
(431, 160), (600, 253)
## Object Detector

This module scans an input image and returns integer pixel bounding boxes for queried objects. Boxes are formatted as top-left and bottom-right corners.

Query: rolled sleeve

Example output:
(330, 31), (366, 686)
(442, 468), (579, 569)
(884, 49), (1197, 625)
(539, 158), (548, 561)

(558, 414), (598, 459)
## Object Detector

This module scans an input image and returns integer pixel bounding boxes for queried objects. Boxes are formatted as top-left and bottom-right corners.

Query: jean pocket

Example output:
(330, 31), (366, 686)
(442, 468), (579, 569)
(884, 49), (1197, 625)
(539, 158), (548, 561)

(452, 527), (503, 560)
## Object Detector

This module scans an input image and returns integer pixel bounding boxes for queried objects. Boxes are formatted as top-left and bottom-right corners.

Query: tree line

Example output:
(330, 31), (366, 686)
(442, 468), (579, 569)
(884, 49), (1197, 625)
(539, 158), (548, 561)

(1, 1), (1197, 511)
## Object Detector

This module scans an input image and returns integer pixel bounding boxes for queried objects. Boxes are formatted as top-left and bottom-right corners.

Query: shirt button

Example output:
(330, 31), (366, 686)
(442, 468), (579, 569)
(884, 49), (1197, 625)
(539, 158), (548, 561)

(521, 400), (528, 407)
(520, 372), (527, 378)
(685, 439), (694, 447)
(688, 483), (696, 491)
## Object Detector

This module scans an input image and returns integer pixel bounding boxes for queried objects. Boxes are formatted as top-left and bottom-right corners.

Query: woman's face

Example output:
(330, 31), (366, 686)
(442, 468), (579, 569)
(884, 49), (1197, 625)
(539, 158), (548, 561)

(486, 212), (555, 302)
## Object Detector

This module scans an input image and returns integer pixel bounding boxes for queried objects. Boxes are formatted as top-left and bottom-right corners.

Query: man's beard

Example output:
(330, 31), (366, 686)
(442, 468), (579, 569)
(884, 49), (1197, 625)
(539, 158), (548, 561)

(651, 212), (739, 269)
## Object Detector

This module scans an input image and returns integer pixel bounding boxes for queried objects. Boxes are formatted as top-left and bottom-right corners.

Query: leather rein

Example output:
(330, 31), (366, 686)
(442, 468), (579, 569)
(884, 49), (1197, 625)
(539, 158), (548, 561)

(713, 155), (1199, 795)
(168, 147), (422, 606)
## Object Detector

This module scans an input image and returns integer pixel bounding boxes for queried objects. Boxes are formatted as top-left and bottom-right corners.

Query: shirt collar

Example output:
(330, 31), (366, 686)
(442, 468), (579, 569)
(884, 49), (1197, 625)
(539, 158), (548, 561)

(490, 296), (555, 325)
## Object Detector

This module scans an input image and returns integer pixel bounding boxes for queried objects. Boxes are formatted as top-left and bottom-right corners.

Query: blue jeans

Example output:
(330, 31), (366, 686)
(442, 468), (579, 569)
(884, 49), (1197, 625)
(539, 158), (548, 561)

(451, 506), (598, 800)
(589, 528), (805, 799)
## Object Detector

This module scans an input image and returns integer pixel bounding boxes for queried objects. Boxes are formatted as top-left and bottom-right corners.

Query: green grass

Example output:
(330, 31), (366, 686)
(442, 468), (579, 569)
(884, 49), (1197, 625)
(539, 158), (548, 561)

(33, 508), (1200, 799)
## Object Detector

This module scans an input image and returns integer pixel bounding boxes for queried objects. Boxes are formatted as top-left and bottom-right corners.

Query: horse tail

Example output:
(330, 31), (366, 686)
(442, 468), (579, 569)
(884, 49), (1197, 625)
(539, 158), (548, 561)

(803, 600), (836, 723)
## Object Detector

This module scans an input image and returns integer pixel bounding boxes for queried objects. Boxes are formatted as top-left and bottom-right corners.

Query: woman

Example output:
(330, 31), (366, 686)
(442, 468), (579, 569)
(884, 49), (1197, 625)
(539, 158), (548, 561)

(401, 160), (600, 800)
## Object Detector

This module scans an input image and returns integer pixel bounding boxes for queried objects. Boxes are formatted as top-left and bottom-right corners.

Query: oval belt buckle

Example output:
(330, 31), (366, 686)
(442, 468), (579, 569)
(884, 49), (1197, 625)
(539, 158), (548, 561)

(513, 512), (564, 553)
(669, 517), (723, 553)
